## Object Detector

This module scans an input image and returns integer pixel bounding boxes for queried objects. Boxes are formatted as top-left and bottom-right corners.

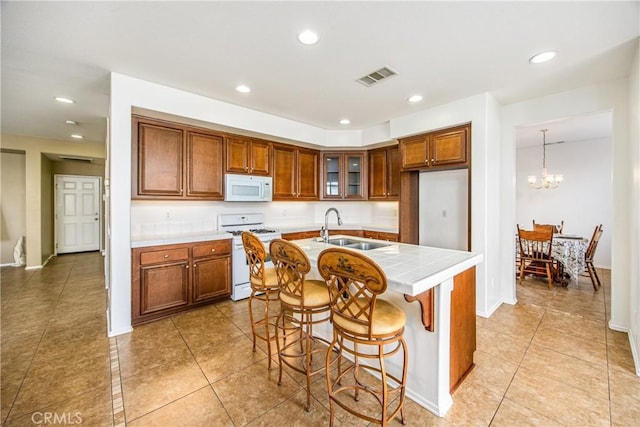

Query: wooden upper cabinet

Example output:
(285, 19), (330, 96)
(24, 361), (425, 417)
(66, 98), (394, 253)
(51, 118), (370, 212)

(432, 127), (468, 166)
(273, 144), (319, 200)
(400, 124), (469, 171)
(368, 145), (399, 200)
(321, 152), (366, 200)
(135, 121), (184, 196)
(225, 136), (271, 176)
(132, 115), (224, 200)
(186, 132), (224, 198)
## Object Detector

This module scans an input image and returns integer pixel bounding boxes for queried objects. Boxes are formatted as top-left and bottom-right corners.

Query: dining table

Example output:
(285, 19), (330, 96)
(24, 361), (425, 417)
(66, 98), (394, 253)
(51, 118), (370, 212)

(515, 234), (589, 284)
(551, 234), (589, 283)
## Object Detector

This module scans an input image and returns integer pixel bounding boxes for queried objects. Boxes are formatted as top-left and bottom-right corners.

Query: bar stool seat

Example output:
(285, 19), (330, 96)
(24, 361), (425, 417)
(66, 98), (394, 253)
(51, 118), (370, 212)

(332, 298), (405, 336)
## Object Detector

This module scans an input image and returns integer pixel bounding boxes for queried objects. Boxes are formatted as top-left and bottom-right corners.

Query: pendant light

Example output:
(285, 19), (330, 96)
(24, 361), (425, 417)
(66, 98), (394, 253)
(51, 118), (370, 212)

(527, 129), (563, 189)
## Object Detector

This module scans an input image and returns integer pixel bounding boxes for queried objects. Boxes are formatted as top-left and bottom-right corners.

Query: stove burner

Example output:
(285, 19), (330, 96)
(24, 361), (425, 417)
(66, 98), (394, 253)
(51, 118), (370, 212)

(250, 228), (276, 234)
(227, 228), (276, 237)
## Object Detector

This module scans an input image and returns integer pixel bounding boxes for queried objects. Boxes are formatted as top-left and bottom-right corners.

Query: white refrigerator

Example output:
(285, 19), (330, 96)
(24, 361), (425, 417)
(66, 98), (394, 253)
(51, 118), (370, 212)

(418, 169), (469, 251)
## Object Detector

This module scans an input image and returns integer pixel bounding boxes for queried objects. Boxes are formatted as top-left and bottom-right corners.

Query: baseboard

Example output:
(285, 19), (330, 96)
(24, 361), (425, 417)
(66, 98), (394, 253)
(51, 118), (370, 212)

(42, 254), (54, 267)
(0, 262), (18, 267)
(25, 264), (43, 270)
(476, 299), (504, 318)
(629, 332), (640, 376)
(608, 320), (629, 333)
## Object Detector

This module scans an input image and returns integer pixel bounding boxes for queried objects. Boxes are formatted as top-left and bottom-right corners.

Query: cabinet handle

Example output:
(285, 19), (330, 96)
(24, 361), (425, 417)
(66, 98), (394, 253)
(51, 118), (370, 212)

(164, 254), (169, 258)
(186, 265), (189, 269)
(244, 166), (248, 171)
(193, 264), (197, 268)
(211, 249), (216, 252)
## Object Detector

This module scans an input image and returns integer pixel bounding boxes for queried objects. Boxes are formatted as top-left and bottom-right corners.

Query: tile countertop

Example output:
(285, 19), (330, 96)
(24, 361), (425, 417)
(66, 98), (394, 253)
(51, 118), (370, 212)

(292, 235), (483, 296)
(131, 230), (231, 248)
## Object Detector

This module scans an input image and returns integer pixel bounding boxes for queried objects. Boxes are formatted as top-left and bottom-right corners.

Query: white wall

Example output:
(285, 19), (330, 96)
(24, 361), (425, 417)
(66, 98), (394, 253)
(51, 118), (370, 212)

(516, 137), (612, 268)
(502, 78), (631, 334)
(0, 152), (26, 265)
(627, 42), (639, 375)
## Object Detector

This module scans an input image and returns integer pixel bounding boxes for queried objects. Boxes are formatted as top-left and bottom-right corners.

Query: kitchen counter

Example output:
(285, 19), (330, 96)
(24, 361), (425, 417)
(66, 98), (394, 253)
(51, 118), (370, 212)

(292, 235), (483, 417)
(131, 230), (230, 248)
(292, 236), (480, 296)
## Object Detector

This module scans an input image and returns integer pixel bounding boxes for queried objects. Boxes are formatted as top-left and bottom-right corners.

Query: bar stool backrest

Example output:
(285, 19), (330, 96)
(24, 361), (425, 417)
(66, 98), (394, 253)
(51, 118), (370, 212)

(269, 239), (311, 303)
(241, 231), (269, 290)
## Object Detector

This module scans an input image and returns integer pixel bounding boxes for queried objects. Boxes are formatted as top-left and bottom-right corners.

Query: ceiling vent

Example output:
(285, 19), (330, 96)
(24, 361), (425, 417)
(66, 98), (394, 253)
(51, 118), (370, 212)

(59, 155), (93, 164)
(356, 66), (398, 87)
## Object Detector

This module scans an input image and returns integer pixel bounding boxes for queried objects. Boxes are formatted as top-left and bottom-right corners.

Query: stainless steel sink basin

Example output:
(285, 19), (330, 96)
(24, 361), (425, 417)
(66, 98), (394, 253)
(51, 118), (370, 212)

(326, 238), (391, 251)
(345, 241), (391, 251)
(327, 238), (361, 246)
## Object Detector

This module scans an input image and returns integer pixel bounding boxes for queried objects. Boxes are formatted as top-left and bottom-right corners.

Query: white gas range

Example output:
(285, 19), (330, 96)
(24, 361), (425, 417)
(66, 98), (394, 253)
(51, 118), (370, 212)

(218, 213), (281, 301)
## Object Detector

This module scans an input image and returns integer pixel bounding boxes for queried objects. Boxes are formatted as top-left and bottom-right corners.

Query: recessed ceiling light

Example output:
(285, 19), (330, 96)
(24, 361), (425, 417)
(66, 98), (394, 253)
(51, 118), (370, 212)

(236, 85), (251, 93)
(65, 120), (77, 125)
(55, 97), (75, 104)
(298, 30), (319, 45)
(339, 119), (350, 125)
(408, 95), (423, 103)
(529, 50), (557, 64)
(71, 134), (84, 139)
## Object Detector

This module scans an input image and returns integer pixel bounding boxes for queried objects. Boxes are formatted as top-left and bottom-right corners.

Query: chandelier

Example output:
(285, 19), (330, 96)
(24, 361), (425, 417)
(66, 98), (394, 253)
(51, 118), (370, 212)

(527, 129), (563, 189)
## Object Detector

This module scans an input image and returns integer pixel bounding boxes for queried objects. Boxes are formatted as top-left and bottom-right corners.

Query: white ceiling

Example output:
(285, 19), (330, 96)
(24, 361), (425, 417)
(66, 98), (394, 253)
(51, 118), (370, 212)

(1, 2), (638, 148)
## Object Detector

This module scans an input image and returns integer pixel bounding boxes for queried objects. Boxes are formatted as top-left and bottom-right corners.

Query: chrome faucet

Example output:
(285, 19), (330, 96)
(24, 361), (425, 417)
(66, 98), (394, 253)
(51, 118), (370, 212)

(321, 207), (343, 243)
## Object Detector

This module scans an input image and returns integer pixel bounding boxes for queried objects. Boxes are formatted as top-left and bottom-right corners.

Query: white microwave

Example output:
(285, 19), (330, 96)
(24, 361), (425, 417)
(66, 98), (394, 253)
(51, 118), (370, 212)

(225, 174), (273, 202)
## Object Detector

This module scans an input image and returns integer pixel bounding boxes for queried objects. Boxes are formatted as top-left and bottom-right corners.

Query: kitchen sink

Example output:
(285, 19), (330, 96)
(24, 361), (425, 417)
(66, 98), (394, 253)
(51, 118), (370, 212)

(345, 241), (391, 251)
(326, 238), (391, 251)
(327, 238), (361, 246)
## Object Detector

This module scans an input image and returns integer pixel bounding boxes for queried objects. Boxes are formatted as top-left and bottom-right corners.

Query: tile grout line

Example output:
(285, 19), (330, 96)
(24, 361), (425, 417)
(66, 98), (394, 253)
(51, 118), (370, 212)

(109, 337), (126, 426)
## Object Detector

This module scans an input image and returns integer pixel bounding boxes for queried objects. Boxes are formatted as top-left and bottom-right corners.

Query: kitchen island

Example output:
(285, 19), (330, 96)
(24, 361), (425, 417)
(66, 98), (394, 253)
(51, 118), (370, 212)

(290, 235), (483, 417)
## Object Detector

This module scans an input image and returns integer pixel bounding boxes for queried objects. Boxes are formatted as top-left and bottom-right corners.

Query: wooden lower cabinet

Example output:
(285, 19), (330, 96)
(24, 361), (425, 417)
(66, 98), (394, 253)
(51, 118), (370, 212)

(132, 239), (231, 325)
(363, 230), (399, 241)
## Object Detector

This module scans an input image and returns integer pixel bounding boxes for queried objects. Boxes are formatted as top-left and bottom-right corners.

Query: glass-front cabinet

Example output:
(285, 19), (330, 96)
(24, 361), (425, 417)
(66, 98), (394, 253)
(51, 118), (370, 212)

(321, 152), (366, 200)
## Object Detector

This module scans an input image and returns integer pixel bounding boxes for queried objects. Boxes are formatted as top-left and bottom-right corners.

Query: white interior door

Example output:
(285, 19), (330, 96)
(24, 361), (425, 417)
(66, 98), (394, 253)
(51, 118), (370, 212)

(56, 175), (101, 254)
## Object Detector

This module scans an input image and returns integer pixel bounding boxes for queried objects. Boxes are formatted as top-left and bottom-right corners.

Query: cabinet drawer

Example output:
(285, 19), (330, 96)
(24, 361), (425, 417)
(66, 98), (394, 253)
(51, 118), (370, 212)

(192, 240), (231, 258)
(139, 248), (189, 265)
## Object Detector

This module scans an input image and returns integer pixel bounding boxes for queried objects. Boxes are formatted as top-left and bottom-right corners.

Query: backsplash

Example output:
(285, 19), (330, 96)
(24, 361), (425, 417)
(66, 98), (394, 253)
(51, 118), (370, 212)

(130, 200), (398, 239)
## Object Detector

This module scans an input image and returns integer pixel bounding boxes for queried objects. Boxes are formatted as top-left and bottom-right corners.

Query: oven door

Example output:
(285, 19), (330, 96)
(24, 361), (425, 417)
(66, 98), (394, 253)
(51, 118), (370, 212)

(231, 239), (274, 286)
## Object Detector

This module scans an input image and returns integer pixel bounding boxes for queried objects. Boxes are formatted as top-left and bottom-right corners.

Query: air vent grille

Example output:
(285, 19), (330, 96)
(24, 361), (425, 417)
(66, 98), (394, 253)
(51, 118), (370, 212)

(356, 67), (398, 87)
(59, 156), (93, 163)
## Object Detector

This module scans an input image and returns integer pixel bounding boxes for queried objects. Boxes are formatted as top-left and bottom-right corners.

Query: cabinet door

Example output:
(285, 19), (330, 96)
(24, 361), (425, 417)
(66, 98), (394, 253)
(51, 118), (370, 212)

(186, 132), (224, 198)
(378, 232), (399, 242)
(192, 256), (231, 302)
(431, 128), (468, 167)
(250, 140), (271, 176)
(400, 136), (428, 170)
(368, 149), (388, 199)
(273, 145), (297, 199)
(386, 147), (400, 199)
(137, 122), (184, 196)
(297, 148), (319, 199)
(225, 136), (250, 174)
(345, 153), (366, 200)
(322, 153), (342, 199)
(140, 261), (189, 315)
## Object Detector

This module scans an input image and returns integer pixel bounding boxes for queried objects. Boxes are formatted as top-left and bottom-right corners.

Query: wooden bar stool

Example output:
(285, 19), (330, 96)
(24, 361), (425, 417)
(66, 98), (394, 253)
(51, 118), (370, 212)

(317, 248), (408, 426)
(241, 231), (280, 368)
(269, 238), (337, 411)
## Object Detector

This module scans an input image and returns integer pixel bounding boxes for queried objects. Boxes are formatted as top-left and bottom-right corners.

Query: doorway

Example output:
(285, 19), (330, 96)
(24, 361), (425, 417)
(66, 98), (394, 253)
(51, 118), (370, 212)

(55, 174), (101, 254)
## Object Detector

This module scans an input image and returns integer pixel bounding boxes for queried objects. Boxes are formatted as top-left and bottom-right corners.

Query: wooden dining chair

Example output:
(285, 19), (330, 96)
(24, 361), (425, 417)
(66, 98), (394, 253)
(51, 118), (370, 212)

(533, 219), (564, 234)
(517, 225), (558, 289)
(585, 224), (604, 290)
